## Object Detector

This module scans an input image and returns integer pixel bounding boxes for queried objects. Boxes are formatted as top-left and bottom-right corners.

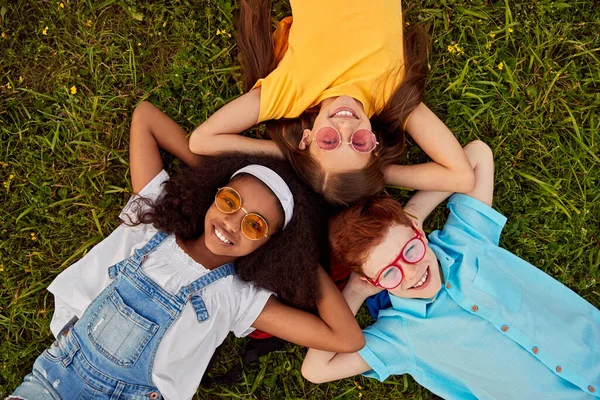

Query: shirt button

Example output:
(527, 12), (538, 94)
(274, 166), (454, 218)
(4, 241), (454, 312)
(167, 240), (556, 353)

(532, 347), (539, 354)
(555, 366), (562, 373)
(471, 305), (478, 312)
(589, 385), (595, 393)
(445, 283), (451, 289)
(501, 325), (509, 332)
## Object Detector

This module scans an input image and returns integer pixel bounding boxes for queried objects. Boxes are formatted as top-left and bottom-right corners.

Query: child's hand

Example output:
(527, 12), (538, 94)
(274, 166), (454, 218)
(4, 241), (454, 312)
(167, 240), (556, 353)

(345, 272), (384, 299)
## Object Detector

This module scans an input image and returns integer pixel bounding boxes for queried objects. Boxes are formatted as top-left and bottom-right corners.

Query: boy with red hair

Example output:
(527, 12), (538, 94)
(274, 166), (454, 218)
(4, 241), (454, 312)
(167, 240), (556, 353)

(302, 140), (599, 399)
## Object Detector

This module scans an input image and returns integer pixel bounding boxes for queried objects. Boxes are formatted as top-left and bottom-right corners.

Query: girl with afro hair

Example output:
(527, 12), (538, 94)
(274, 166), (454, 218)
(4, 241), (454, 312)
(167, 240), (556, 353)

(9, 102), (363, 400)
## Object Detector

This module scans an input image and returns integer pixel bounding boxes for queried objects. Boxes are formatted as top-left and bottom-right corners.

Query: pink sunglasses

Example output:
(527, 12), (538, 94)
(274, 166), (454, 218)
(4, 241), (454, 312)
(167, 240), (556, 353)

(310, 127), (379, 154)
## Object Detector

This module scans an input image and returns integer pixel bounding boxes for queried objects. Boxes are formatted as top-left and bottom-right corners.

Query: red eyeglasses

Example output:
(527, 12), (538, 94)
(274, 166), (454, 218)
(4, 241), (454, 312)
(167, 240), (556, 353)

(366, 223), (426, 289)
(310, 126), (379, 154)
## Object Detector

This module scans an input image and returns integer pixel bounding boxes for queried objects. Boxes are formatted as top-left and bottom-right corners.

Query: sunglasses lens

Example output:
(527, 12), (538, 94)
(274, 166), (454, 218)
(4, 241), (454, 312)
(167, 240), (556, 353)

(379, 266), (403, 289)
(242, 214), (268, 240)
(351, 129), (377, 153)
(215, 187), (241, 213)
(403, 238), (426, 263)
(315, 127), (341, 150)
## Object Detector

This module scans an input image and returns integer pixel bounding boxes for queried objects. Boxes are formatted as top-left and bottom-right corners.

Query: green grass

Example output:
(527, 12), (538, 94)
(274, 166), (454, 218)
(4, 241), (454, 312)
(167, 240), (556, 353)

(1, 0), (598, 398)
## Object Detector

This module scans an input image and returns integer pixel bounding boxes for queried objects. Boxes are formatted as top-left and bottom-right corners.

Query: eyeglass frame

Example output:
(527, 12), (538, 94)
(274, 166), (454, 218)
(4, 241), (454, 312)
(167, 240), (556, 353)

(309, 126), (379, 154)
(214, 187), (270, 241)
(365, 221), (426, 289)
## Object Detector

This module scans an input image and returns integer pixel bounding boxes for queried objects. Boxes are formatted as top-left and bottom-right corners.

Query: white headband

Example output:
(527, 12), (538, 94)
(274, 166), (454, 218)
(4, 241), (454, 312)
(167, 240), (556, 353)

(231, 165), (294, 229)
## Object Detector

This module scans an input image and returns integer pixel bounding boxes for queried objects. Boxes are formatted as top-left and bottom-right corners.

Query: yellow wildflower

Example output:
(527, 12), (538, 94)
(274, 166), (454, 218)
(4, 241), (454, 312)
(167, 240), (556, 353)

(19, 76), (23, 83)
(489, 32), (496, 38)
(216, 29), (221, 35)
(42, 26), (49, 35)
(357, 385), (363, 390)
(358, 394), (363, 398)
(497, 62), (504, 70)
(58, 2), (65, 9)
(9, 174), (14, 179)
(0, 162), (8, 168)
(70, 85), (77, 94)
(31, 232), (38, 241)
(0, 264), (4, 272)
(508, 27), (513, 33)
(137, 42), (142, 46)
(485, 41), (492, 50)
(1, 32), (6, 38)
(86, 20), (93, 28)
(6, 82), (12, 90)
(162, 21), (167, 27)
(447, 43), (464, 55)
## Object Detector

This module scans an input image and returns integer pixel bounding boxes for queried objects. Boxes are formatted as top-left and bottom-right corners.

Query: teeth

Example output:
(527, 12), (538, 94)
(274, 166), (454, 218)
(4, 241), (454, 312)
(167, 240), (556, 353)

(334, 110), (354, 117)
(214, 227), (232, 244)
(410, 269), (428, 288)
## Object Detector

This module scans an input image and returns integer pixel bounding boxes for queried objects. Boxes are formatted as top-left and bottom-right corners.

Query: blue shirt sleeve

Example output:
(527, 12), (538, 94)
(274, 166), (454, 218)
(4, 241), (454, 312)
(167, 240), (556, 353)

(358, 319), (410, 381)
(442, 194), (508, 246)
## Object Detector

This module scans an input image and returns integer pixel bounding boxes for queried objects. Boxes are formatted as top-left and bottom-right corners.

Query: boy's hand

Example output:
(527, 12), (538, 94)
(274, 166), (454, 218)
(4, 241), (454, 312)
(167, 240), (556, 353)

(345, 272), (384, 299)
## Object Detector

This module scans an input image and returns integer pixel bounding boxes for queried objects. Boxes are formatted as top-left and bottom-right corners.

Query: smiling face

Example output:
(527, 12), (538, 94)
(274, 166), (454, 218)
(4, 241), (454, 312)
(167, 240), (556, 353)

(298, 96), (375, 173)
(203, 175), (284, 259)
(361, 223), (443, 299)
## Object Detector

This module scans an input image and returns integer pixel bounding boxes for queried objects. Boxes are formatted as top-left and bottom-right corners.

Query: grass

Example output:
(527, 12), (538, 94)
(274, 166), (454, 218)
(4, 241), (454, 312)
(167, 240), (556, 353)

(1, 0), (598, 398)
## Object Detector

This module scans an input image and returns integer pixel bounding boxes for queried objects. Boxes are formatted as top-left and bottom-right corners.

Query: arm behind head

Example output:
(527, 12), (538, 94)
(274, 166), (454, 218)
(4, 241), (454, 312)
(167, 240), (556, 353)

(403, 140), (495, 224)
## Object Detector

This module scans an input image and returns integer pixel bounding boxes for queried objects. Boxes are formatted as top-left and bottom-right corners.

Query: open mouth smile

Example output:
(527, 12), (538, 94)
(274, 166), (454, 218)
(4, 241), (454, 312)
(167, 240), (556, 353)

(329, 107), (358, 119)
(409, 267), (430, 290)
(213, 225), (233, 245)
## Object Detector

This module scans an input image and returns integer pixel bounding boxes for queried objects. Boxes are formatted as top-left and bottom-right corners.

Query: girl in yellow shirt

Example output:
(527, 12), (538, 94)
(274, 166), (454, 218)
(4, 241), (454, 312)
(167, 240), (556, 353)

(189, 0), (474, 205)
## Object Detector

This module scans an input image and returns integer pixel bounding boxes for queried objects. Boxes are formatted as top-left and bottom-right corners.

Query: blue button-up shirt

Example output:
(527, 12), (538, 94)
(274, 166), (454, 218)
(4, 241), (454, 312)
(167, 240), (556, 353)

(358, 194), (599, 399)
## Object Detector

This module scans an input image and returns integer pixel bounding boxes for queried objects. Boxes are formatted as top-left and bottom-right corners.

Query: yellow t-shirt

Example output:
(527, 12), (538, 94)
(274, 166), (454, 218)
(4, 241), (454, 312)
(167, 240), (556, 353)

(253, 0), (404, 123)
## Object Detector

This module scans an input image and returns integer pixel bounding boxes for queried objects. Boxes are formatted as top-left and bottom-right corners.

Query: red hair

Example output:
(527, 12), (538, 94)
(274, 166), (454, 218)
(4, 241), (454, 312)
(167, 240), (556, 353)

(329, 195), (412, 275)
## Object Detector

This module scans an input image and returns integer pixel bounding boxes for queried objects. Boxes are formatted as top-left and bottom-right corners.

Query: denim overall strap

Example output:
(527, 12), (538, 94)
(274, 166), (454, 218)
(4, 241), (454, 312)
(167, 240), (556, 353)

(179, 263), (236, 322)
(108, 231), (170, 279)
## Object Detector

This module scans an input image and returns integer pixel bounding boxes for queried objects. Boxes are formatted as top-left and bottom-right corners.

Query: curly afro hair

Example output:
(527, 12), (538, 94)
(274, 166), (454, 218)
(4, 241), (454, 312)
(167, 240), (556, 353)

(127, 152), (325, 311)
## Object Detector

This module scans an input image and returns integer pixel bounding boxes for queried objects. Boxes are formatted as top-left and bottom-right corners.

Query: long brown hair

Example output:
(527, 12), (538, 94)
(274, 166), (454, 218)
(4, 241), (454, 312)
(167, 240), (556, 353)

(237, 0), (430, 205)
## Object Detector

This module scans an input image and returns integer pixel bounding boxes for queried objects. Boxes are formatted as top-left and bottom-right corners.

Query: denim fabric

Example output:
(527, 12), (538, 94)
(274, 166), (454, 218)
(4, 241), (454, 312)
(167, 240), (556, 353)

(12, 231), (235, 399)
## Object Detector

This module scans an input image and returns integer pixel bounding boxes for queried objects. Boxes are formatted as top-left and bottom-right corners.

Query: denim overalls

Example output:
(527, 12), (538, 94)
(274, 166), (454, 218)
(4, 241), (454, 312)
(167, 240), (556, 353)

(12, 231), (235, 400)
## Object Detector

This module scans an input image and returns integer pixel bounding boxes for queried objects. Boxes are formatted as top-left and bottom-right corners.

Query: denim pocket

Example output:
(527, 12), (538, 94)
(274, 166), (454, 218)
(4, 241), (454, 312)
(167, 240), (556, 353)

(87, 288), (158, 367)
(42, 340), (66, 363)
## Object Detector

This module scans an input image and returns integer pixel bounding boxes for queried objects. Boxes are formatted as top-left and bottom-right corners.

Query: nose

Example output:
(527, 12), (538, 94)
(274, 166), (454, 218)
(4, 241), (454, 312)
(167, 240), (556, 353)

(222, 211), (244, 234)
(332, 119), (360, 137)
(401, 261), (424, 282)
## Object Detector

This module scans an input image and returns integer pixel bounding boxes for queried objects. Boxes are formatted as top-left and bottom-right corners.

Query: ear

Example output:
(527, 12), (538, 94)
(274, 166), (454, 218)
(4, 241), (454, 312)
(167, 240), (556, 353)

(298, 129), (312, 150)
(410, 218), (429, 244)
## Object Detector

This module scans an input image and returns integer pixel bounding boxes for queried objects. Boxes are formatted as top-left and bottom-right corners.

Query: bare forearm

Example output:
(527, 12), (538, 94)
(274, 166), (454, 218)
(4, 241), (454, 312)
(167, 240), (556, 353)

(403, 140), (495, 222)
(385, 162), (474, 192)
(301, 283), (372, 383)
(132, 102), (200, 168)
(188, 88), (284, 158)
(311, 267), (365, 349)
(252, 268), (365, 352)
(401, 102), (475, 193)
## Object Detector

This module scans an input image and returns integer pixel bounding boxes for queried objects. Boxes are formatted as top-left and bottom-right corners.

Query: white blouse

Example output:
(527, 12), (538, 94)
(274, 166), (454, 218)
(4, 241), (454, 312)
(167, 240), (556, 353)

(48, 170), (273, 400)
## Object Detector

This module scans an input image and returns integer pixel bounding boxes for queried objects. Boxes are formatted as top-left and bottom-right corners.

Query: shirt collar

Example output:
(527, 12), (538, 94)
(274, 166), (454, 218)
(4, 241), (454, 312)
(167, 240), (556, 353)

(389, 292), (437, 317)
(429, 242), (455, 272)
